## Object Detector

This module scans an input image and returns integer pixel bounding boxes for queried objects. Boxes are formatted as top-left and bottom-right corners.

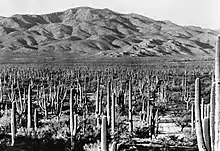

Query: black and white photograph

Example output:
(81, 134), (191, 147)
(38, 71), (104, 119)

(0, 0), (219, 151)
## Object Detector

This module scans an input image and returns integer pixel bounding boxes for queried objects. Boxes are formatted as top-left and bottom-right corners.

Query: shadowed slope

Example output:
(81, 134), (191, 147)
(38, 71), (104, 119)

(0, 7), (219, 60)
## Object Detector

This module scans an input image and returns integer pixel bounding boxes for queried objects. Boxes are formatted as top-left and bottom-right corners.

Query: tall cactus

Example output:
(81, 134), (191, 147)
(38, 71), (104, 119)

(154, 109), (159, 136)
(146, 99), (150, 123)
(203, 117), (211, 151)
(110, 142), (117, 151)
(73, 114), (78, 137)
(206, 104), (210, 118)
(27, 84), (32, 129)
(195, 78), (207, 151)
(70, 88), (74, 136)
(111, 92), (115, 134)
(11, 101), (16, 146)
(99, 89), (103, 115)
(34, 108), (38, 131)
(16, 85), (26, 125)
(96, 76), (100, 116)
(195, 35), (220, 151)
(106, 80), (111, 126)
(149, 105), (153, 137)
(201, 98), (204, 121)
(96, 76), (100, 127)
(101, 116), (107, 151)
(70, 114), (78, 150)
(215, 35), (220, 151)
(128, 79), (133, 134)
(210, 83), (215, 151)
(38, 87), (48, 119)
(191, 103), (194, 134)
(141, 95), (146, 122)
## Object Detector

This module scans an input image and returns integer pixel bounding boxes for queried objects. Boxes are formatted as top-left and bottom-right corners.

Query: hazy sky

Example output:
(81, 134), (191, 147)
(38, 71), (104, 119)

(0, 0), (219, 29)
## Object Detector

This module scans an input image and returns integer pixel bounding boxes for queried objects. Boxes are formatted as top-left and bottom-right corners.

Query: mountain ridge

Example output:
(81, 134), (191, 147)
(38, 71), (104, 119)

(0, 7), (219, 60)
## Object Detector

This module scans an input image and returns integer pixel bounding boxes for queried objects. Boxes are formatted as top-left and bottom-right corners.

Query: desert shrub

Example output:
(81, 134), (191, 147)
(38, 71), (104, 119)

(182, 131), (197, 146)
(117, 104), (129, 116)
(134, 125), (150, 138)
(0, 110), (11, 133)
(158, 134), (180, 147)
(0, 133), (11, 147)
(175, 111), (191, 132)
(158, 133), (197, 147)
(84, 142), (99, 151)
(111, 116), (137, 151)
(78, 119), (100, 143)
(155, 102), (167, 116)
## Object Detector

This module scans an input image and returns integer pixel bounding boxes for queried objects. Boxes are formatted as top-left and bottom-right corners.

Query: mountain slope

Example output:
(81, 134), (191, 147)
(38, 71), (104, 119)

(0, 7), (219, 59)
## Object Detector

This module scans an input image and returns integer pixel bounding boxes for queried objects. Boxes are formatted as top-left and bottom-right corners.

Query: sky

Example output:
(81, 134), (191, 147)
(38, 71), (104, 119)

(0, 0), (219, 29)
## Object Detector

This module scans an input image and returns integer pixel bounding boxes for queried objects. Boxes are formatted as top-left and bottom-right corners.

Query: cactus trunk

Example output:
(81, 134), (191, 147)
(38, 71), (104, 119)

(107, 80), (111, 126)
(128, 80), (133, 133)
(70, 88), (74, 136)
(203, 117), (211, 151)
(101, 116), (107, 151)
(210, 83), (215, 151)
(111, 92), (115, 134)
(191, 103), (194, 134)
(11, 101), (16, 146)
(195, 78), (207, 151)
(34, 108), (38, 130)
(215, 35), (220, 151)
(27, 84), (32, 129)
(110, 142), (117, 151)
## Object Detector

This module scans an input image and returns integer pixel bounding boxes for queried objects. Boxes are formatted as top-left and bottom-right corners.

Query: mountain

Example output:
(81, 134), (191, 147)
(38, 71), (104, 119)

(0, 7), (219, 60)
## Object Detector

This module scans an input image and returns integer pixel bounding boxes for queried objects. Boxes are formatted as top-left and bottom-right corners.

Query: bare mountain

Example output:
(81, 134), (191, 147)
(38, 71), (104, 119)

(0, 7), (219, 60)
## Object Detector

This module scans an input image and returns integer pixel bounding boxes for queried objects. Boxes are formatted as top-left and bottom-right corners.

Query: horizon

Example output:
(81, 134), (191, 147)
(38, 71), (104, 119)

(0, 0), (219, 30)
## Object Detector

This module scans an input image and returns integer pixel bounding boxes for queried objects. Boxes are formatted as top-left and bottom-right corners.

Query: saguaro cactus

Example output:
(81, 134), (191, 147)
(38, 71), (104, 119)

(70, 114), (78, 150)
(146, 99), (150, 123)
(149, 105), (153, 136)
(128, 79), (133, 133)
(210, 83), (215, 151)
(16, 86), (26, 125)
(73, 114), (78, 137)
(34, 108), (38, 130)
(154, 109), (159, 136)
(141, 96), (146, 122)
(110, 142), (117, 151)
(70, 88), (74, 136)
(215, 35), (220, 151)
(195, 35), (220, 151)
(191, 103), (194, 134)
(106, 80), (111, 126)
(27, 84), (32, 129)
(96, 77), (100, 127)
(201, 98), (204, 121)
(96, 77), (100, 116)
(38, 87), (48, 120)
(111, 92), (115, 134)
(195, 78), (207, 151)
(11, 101), (16, 146)
(101, 116), (107, 151)
(99, 89), (103, 115)
(203, 117), (211, 151)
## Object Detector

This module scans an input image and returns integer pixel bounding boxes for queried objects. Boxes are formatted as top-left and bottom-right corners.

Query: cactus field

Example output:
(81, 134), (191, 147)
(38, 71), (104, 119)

(0, 36), (219, 151)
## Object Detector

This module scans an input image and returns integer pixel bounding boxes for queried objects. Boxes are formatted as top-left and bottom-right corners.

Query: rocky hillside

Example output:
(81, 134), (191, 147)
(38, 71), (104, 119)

(0, 7), (219, 59)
